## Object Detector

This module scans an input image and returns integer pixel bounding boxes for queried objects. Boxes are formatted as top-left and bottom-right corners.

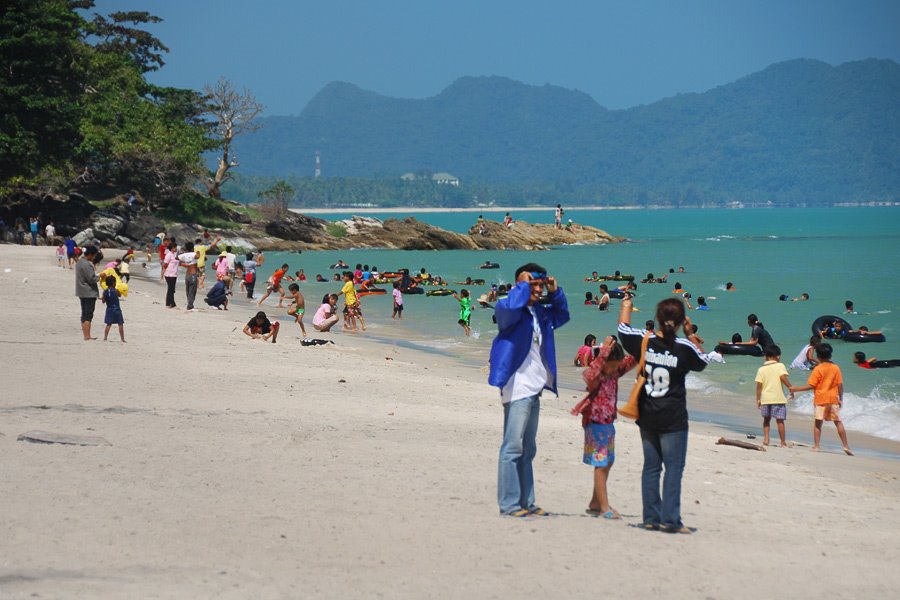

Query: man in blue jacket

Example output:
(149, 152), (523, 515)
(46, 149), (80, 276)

(489, 262), (569, 517)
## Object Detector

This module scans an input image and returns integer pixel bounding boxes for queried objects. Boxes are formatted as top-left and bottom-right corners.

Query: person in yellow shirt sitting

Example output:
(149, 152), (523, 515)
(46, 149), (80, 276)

(754, 345), (794, 447)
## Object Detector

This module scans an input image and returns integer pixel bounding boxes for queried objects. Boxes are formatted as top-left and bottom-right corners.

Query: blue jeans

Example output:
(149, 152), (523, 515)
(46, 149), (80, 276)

(640, 427), (689, 528)
(498, 395), (540, 514)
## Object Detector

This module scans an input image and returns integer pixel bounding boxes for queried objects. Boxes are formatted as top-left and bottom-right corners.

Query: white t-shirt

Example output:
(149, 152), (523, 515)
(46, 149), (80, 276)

(790, 344), (813, 370)
(225, 252), (236, 271)
(501, 307), (549, 404)
(45, 224), (55, 237)
(177, 251), (198, 266)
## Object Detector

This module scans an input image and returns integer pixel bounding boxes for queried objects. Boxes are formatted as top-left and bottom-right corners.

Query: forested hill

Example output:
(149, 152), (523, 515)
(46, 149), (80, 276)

(232, 59), (900, 204)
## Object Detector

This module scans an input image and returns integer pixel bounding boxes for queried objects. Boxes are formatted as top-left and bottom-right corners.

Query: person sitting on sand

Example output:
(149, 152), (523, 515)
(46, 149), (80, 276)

(244, 311), (280, 343)
(312, 294), (340, 332)
(574, 334), (597, 367)
(853, 351), (900, 369)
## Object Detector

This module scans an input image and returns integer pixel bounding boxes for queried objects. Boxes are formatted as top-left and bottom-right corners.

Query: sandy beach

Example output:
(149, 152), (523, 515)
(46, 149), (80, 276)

(1, 244), (899, 599)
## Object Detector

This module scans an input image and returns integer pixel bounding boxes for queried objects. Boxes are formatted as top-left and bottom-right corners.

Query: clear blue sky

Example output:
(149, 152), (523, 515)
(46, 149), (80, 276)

(92, 0), (900, 116)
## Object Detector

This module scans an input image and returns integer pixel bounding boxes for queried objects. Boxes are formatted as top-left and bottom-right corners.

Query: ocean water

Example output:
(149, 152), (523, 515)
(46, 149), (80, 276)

(258, 207), (900, 442)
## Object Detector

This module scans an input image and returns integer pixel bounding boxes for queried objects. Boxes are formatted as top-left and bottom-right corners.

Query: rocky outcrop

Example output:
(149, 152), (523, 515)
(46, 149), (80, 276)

(468, 219), (624, 249)
(0, 190), (96, 236)
(265, 212), (329, 244)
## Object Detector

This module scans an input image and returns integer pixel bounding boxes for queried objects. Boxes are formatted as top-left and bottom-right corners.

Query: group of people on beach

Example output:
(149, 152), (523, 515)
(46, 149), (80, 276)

(490, 261), (708, 532)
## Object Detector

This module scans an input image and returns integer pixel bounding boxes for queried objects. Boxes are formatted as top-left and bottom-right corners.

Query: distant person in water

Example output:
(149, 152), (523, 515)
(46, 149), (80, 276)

(844, 300), (856, 314)
(725, 282), (735, 292)
(853, 352), (900, 369)
(574, 334), (597, 367)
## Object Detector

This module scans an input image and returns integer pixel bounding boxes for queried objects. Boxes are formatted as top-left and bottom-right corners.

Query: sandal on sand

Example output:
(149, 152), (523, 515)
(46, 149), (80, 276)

(632, 522), (660, 531)
(528, 507), (551, 516)
(504, 508), (530, 518)
(586, 508), (621, 519)
(660, 525), (695, 534)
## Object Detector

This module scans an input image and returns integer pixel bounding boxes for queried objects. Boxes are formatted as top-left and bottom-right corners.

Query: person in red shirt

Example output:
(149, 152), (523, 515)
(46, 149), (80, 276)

(257, 263), (292, 308)
(854, 352), (900, 369)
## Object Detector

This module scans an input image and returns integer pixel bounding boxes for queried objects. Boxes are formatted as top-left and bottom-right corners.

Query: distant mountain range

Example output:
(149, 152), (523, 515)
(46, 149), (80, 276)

(231, 59), (900, 203)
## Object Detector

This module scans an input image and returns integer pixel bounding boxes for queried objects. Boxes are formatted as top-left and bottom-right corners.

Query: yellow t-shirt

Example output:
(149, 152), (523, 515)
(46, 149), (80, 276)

(341, 281), (357, 305)
(808, 361), (842, 406)
(755, 360), (788, 405)
(195, 245), (209, 267)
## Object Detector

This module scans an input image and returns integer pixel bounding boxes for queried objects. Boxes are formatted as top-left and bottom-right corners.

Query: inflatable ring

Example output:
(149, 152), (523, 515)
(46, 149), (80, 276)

(599, 274), (634, 282)
(357, 289), (386, 297)
(844, 332), (886, 343)
(714, 343), (763, 357)
(811, 315), (852, 338)
(400, 287), (424, 295)
(426, 289), (457, 297)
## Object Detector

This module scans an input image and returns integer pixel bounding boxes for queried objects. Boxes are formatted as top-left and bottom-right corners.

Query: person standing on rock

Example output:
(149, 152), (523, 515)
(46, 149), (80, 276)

(76, 245), (101, 340)
(555, 204), (563, 229)
(29, 217), (39, 245)
(489, 262), (569, 517)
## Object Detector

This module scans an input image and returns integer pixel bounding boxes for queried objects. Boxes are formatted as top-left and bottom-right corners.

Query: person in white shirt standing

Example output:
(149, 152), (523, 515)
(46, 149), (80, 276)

(489, 262), (569, 517)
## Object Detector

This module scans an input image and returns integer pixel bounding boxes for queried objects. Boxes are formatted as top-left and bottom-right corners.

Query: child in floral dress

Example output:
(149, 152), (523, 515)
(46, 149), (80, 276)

(571, 335), (636, 518)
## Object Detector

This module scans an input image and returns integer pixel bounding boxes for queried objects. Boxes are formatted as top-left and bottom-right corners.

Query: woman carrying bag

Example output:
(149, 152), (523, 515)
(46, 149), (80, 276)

(617, 296), (708, 534)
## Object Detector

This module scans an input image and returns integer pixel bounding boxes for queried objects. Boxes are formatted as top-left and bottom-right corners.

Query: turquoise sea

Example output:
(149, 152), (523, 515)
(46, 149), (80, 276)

(258, 207), (900, 442)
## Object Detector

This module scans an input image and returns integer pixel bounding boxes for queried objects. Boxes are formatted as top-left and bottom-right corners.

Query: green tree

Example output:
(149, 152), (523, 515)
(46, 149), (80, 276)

(258, 180), (294, 219)
(0, 0), (86, 178)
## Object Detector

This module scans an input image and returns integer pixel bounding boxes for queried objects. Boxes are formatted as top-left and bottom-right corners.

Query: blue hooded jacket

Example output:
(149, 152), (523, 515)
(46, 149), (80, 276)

(488, 280), (569, 395)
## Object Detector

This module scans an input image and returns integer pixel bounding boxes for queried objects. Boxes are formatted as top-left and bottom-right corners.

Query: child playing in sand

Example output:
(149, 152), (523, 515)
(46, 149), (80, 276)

(451, 289), (472, 336)
(569, 335), (636, 519)
(392, 281), (403, 319)
(755, 345), (793, 447)
(790, 344), (853, 455)
(286, 283), (308, 339)
(101, 275), (125, 342)
(243, 311), (280, 343)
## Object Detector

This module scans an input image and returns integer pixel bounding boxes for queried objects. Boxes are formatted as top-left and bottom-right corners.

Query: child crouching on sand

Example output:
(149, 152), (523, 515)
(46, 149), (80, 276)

(754, 344), (793, 447)
(570, 335), (636, 519)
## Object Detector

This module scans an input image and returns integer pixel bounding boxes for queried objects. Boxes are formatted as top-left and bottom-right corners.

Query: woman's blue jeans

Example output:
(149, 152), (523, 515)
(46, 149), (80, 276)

(639, 427), (688, 528)
(498, 395), (540, 514)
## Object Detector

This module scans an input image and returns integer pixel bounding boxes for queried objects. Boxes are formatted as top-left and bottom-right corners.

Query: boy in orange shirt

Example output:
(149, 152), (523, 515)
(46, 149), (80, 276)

(790, 343), (853, 455)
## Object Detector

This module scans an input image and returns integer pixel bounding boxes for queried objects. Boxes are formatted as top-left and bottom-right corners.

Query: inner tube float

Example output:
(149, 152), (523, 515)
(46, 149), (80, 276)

(426, 289), (457, 297)
(357, 289), (386, 297)
(379, 272), (403, 279)
(400, 286), (424, 295)
(599, 274), (634, 282)
(479, 262), (500, 269)
(811, 315), (851, 337)
(845, 331), (886, 343)
(714, 343), (763, 357)
(329, 263), (349, 270)
(608, 289), (628, 299)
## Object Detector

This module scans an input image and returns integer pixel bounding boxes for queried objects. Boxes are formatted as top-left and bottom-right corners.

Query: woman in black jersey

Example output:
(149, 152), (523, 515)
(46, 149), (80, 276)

(618, 297), (708, 533)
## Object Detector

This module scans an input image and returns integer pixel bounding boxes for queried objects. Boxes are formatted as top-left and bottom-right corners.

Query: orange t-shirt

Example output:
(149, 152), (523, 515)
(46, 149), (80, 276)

(807, 361), (842, 406)
(272, 269), (286, 286)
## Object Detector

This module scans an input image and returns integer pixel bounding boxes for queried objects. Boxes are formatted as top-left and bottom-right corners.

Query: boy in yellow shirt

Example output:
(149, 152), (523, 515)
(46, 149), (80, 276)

(338, 271), (366, 332)
(754, 345), (794, 447)
(790, 343), (853, 455)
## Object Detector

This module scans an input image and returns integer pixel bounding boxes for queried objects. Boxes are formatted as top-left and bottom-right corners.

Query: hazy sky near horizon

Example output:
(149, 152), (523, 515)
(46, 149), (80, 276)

(91, 0), (900, 116)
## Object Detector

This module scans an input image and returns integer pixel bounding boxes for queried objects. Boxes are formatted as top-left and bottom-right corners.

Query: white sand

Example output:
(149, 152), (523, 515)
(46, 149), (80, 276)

(1, 244), (899, 599)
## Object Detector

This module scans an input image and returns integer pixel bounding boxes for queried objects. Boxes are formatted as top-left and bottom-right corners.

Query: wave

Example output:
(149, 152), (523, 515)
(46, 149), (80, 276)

(791, 382), (900, 442)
